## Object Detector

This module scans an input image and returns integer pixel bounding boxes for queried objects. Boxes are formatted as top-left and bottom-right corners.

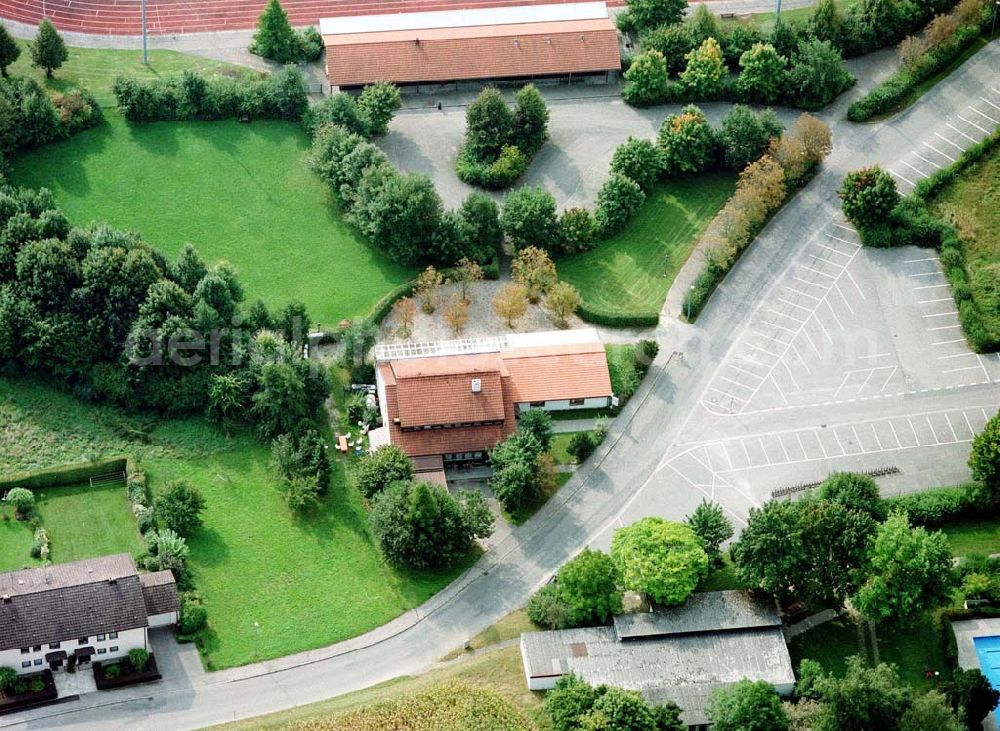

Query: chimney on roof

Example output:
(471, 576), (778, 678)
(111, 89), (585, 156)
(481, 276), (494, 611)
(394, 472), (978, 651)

(414, 37), (420, 45)
(108, 578), (117, 586)
(471, 378), (482, 394)
(2, 594), (10, 604)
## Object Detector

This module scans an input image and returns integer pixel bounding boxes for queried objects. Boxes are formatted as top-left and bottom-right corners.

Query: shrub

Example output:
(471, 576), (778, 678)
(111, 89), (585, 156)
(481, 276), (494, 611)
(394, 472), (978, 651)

(5, 486), (34, 518)
(620, 0), (688, 34)
(153, 480), (206, 536)
(0, 77), (61, 154)
(179, 595), (208, 634)
(558, 207), (597, 254)
(128, 648), (150, 672)
(501, 188), (560, 253)
(527, 582), (571, 629)
(640, 24), (695, 74)
(839, 166), (900, 239)
(464, 87), (513, 161)
(718, 105), (783, 170)
(512, 83), (549, 157)
(30, 527), (49, 560)
(51, 89), (102, 134)
(356, 445), (413, 499)
(298, 26), (323, 61)
(788, 39), (855, 110)
(0, 666), (16, 692)
(517, 408), (554, 451)
(622, 50), (670, 107)
(281, 474), (321, 512)
(610, 137), (664, 191)
(251, 0), (298, 63)
(594, 172), (645, 236)
(104, 663), (122, 679)
(657, 104), (717, 173)
(567, 431), (599, 463)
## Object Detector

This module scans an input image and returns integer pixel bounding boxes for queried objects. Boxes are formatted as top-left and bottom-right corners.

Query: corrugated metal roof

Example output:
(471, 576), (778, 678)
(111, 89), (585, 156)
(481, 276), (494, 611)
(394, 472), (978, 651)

(320, 1), (608, 35)
(614, 590), (781, 640)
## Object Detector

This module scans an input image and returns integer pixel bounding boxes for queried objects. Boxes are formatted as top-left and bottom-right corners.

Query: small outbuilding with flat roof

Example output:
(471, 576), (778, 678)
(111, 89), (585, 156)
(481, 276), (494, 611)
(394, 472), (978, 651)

(320, 1), (621, 91)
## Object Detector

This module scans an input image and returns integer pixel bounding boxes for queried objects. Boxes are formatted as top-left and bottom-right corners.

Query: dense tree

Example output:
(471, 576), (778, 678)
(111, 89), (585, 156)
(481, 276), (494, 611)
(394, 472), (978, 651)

(945, 668), (1000, 731)
(718, 105), (783, 170)
(0, 23), (20, 78)
(788, 39), (855, 110)
(811, 657), (912, 731)
(707, 680), (789, 731)
(489, 429), (544, 512)
(512, 84), (549, 156)
(622, 50), (670, 107)
(492, 282), (529, 328)
(465, 87), (513, 161)
(171, 244), (208, 294)
(819, 471), (885, 520)
(545, 280), (582, 328)
(0, 666), (17, 691)
(5, 487), (34, 519)
(369, 480), (494, 568)
(545, 674), (601, 731)
(686, 3), (721, 46)
(270, 428), (331, 493)
(153, 481), (206, 537)
(501, 186), (560, 252)
(534, 548), (623, 628)
(360, 171), (442, 264)
(31, 19), (68, 78)
(583, 687), (658, 730)
(356, 445), (413, 499)
(281, 474), (321, 512)
(731, 499), (806, 601)
(611, 517), (708, 605)
(639, 24), (694, 74)
(657, 104), (717, 174)
(900, 691), (963, 731)
(797, 496), (876, 607)
(594, 172), (645, 236)
(457, 192), (503, 261)
(970, 410), (1000, 497)
(679, 37), (727, 99)
(839, 166), (900, 239)
(357, 81), (402, 135)
(252, 0), (299, 64)
(737, 43), (788, 105)
(809, 0), (844, 44)
(685, 498), (733, 564)
(619, 0), (688, 34)
(250, 361), (313, 440)
(511, 246), (557, 302)
(518, 408), (554, 451)
(610, 137), (664, 191)
(303, 93), (370, 137)
(852, 511), (956, 624)
(769, 18), (805, 60)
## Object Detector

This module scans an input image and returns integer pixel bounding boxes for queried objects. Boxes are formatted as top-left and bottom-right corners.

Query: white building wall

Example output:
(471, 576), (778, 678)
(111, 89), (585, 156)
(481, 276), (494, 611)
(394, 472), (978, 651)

(147, 611), (178, 628)
(2, 626), (148, 674)
(515, 396), (610, 414)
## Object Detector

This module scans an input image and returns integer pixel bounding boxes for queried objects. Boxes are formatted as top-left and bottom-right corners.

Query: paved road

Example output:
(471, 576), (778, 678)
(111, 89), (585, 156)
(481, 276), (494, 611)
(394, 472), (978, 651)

(4, 36), (999, 731)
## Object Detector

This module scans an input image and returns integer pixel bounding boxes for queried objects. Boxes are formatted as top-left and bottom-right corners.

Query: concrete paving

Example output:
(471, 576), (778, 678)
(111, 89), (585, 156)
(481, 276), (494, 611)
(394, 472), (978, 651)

(1, 30), (998, 731)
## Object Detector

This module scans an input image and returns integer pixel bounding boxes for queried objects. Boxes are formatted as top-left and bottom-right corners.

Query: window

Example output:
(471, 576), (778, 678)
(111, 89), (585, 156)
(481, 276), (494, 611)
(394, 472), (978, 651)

(19, 648), (28, 655)
(109, 632), (118, 640)
(109, 646), (119, 653)
(32, 645), (41, 653)
(97, 634), (105, 642)
(21, 661), (30, 669)
(529, 401), (545, 408)
(49, 642), (60, 649)
(569, 398), (585, 406)
(33, 659), (42, 666)
(78, 638), (88, 645)
(97, 648), (106, 655)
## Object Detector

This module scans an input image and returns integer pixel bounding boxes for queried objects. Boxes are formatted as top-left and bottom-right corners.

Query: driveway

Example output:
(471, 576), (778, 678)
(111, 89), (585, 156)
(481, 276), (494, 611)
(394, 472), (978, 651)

(4, 35), (999, 731)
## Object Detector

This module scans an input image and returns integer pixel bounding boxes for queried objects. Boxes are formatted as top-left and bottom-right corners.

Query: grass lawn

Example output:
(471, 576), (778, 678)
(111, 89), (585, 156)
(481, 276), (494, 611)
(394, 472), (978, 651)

(8, 111), (414, 328)
(940, 518), (1000, 556)
(0, 505), (37, 573)
(441, 609), (539, 661)
(728, 0), (860, 34)
(697, 555), (751, 592)
(35, 482), (144, 564)
(789, 615), (861, 679)
(557, 173), (735, 319)
(216, 644), (548, 730)
(9, 41), (246, 107)
(930, 140), (1000, 342)
(0, 377), (467, 670)
(549, 432), (580, 466)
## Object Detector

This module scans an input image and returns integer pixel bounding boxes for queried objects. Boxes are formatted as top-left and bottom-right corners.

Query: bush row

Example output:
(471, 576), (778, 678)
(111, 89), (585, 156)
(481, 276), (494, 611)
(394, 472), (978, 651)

(682, 114), (831, 320)
(112, 68), (308, 122)
(848, 13), (987, 121)
(575, 302), (660, 328)
(0, 456), (128, 491)
(884, 483), (995, 527)
(0, 77), (101, 156)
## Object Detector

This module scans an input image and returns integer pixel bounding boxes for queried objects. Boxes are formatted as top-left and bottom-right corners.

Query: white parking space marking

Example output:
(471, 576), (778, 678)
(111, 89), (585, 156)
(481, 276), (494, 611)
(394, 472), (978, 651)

(958, 114), (990, 134)
(924, 142), (955, 162)
(946, 122), (977, 142)
(934, 132), (965, 152)
(969, 106), (999, 125)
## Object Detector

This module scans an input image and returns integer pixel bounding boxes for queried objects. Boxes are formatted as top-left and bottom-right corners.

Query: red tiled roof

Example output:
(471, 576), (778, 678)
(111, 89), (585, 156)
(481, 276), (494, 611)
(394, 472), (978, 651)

(388, 354), (507, 427)
(501, 342), (612, 403)
(324, 18), (620, 86)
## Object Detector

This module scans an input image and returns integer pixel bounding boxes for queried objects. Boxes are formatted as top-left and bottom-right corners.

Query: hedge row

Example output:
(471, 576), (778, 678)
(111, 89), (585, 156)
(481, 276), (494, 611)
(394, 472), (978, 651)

(884, 483), (995, 527)
(848, 22), (985, 122)
(576, 303), (660, 328)
(0, 456), (128, 491)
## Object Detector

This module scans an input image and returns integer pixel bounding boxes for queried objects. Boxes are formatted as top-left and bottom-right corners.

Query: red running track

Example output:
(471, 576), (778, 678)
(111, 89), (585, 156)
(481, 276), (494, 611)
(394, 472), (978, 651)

(0, 0), (626, 36)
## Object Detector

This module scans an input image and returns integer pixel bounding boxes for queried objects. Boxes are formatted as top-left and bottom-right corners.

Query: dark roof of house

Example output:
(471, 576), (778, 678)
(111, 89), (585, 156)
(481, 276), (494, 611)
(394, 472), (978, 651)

(139, 571), (180, 618)
(613, 590), (781, 640)
(0, 554), (149, 651)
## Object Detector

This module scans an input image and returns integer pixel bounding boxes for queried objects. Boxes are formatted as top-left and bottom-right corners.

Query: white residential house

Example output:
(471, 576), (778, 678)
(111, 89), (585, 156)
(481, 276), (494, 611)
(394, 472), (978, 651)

(0, 554), (179, 674)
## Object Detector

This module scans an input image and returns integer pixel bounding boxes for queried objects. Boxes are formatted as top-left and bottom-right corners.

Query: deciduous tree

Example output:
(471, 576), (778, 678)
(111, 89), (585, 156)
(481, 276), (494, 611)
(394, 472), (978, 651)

(707, 680), (789, 731)
(718, 105), (783, 170)
(679, 37), (727, 99)
(945, 668), (1000, 731)
(512, 246), (557, 303)
(737, 43), (788, 104)
(970, 410), (1000, 496)
(391, 296), (417, 338)
(501, 186), (560, 252)
(788, 39), (855, 110)
(595, 172), (645, 236)
(610, 137), (664, 191)
(611, 517), (708, 605)
(452, 256), (484, 303)
(657, 104), (717, 174)
(357, 81), (402, 135)
(545, 280), (582, 328)
(415, 265), (445, 313)
(512, 83), (549, 156)
(622, 50), (670, 107)
(465, 87), (513, 161)
(491, 282), (529, 328)
(685, 498), (733, 564)
(154, 481), (206, 537)
(443, 294), (469, 334)
(356, 445), (413, 499)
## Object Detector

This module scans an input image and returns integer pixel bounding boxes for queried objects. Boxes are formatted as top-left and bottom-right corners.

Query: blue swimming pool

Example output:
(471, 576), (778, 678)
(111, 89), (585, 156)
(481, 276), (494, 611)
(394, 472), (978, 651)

(974, 635), (1000, 692)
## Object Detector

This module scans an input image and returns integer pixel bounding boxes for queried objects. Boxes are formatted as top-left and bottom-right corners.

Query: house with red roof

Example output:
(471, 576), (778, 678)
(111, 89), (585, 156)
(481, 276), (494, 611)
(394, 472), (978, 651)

(370, 329), (613, 467)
